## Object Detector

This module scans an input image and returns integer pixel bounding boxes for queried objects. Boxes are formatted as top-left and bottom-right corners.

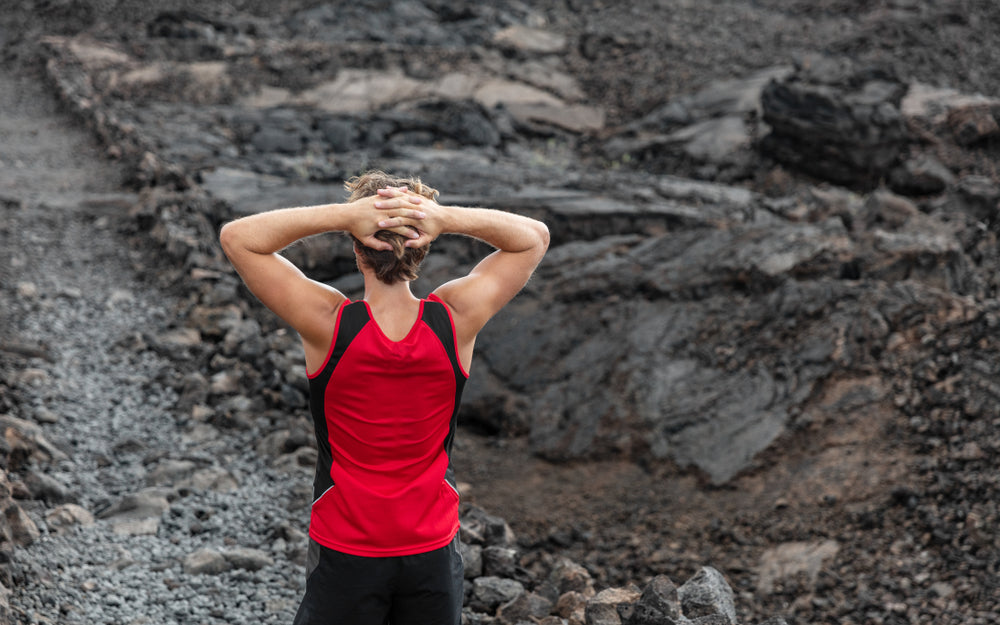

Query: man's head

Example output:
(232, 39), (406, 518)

(345, 170), (437, 285)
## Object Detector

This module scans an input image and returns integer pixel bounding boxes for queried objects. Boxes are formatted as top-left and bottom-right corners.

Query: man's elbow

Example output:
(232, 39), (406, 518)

(534, 220), (550, 252)
(218, 221), (240, 257)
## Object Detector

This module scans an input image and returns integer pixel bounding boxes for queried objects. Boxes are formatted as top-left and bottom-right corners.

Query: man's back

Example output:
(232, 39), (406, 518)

(306, 296), (466, 557)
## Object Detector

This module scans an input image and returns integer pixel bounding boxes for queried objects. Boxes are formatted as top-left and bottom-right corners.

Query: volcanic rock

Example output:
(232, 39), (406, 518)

(760, 55), (910, 189)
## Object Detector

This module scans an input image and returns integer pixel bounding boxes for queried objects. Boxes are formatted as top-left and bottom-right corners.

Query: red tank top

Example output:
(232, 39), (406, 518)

(306, 294), (468, 556)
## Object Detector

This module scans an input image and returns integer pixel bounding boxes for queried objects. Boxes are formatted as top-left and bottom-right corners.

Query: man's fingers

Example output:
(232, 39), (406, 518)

(405, 232), (433, 248)
(377, 211), (426, 228)
(376, 186), (408, 198)
(384, 225), (419, 239)
(374, 196), (422, 209)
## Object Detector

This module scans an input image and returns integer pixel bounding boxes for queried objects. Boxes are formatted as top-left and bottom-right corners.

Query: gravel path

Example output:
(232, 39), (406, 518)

(2, 66), (308, 625)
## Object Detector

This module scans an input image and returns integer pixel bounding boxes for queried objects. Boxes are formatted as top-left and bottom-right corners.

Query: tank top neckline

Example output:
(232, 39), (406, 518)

(361, 298), (425, 344)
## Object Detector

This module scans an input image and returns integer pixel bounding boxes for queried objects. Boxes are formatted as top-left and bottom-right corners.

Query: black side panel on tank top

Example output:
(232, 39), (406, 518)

(308, 302), (370, 501)
(420, 300), (467, 489)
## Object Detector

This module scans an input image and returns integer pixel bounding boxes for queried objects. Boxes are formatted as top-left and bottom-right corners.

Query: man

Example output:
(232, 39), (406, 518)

(219, 170), (549, 625)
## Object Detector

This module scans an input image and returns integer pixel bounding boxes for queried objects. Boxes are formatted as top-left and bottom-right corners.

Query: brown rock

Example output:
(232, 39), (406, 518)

(947, 105), (1000, 146)
(4, 504), (40, 546)
(585, 587), (641, 625)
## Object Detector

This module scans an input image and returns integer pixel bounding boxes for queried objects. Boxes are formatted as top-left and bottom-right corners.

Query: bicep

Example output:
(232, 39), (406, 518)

(223, 245), (344, 346)
(434, 247), (542, 338)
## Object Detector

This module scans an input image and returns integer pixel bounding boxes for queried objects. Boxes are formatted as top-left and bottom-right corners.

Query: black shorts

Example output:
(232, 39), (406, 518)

(292, 535), (464, 625)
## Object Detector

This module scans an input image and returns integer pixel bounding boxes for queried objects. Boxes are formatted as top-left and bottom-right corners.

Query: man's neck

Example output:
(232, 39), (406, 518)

(362, 276), (417, 306)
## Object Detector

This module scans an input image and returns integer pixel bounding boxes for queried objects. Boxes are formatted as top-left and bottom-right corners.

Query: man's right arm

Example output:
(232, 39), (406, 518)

(432, 205), (550, 334)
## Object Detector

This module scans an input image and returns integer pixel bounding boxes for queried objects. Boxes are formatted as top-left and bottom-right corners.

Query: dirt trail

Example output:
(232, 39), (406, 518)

(1, 63), (134, 379)
(2, 63), (308, 624)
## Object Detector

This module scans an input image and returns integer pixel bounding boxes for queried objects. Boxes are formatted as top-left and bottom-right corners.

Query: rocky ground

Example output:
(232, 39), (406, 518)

(2, 1), (1000, 624)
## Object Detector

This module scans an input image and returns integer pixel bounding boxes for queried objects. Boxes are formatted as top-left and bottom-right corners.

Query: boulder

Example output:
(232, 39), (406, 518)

(760, 55), (910, 189)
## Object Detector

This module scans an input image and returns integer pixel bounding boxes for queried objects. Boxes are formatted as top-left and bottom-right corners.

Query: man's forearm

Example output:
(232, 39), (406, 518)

(220, 203), (351, 256)
(441, 206), (549, 254)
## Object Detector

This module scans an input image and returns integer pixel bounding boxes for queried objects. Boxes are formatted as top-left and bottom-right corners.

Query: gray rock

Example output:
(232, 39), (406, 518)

(198, 167), (286, 212)
(96, 489), (170, 521)
(183, 548), (231, 575)
(317, 116), (359, 152)
(472, 576), (525, 613)
(482, 546), (520, 578)
(760, 56), (909, 189)
(497, 591), (554, 623)
(474, 219), (855, 483)
(690, 616), (731, 625)
(222, 318), (263, 358)
(15, 281), (39, 299)
(250, 126), (304, 154)
(155, 327), (202, 349)
(45, 503), (95, 532)
(223, 547), (274, 571)
(956, 175), (1000, 222)
(889, 155), (955, 196)
(112, 517), (162, 536)
(628, 66), (793, 134)
(460, 541), (484, 579)
(179, 467), (239, 493)
(33, 406), (60, 424)
(147, 459), (197, 486)
(425, 100), (501, 147)
(675, 116), (750, 164)
(628, 575), (685, 625)
(24, 470), (74, 504)
(461, 506), (517, 547)
(493, 25), (567, 54)
(186, 304), (243, 339)
(677, 568), (737, 624)
(209, 370), (240, 394)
